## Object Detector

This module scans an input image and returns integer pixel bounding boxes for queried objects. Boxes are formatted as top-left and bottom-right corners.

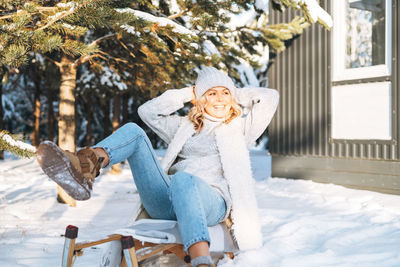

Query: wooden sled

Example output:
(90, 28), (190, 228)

(61, 224), (212, 267)
(61, 212), (236, 267)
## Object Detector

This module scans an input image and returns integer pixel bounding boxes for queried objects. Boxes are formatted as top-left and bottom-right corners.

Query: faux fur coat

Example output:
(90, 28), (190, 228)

(138, 86), (279, 250)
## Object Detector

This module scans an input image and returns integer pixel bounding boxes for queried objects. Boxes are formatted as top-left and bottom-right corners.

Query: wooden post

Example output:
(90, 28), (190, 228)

(62, 225), (78, 267)
(121, 236), (139, 267)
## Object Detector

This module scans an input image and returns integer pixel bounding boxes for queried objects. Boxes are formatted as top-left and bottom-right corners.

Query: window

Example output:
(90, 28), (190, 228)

(331, 0), (392, 140)
(332, 0), (392, 81)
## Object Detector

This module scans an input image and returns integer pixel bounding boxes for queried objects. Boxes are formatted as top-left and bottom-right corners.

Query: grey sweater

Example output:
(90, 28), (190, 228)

(168, 113), (231, 206)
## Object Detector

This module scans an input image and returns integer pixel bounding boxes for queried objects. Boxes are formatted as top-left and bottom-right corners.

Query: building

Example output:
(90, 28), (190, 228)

(268, 0), (400, 194)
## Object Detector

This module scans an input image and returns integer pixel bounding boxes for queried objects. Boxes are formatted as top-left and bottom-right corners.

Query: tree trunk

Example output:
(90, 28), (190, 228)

(32, 85), (41, 147)
(110, 94), (121, 174)
(122, 91), (129, 125)
(57, 55), (77, 206)
(84, 95), (93, 146)
(0, 74), (4, 160)
(47, 86), (55, 142)
(103, 95), (111, 138)
(112, 94), (121, 131)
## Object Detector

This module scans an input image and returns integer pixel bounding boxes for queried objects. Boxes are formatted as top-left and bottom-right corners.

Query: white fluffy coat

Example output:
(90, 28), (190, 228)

(138, 86), (279, 250)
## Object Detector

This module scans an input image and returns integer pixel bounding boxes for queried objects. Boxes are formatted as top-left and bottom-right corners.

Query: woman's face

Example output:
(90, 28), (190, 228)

(203, 86), (233, 118)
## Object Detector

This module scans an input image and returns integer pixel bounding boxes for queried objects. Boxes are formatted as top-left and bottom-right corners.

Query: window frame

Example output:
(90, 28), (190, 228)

(331, 0), (392, 82)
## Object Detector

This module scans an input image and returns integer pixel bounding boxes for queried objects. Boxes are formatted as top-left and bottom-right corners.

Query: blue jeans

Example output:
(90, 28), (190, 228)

(93, 123), (227, 251)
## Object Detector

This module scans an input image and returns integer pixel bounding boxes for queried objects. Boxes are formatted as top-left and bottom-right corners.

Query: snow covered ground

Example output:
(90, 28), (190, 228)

(1, 150), (400, 266)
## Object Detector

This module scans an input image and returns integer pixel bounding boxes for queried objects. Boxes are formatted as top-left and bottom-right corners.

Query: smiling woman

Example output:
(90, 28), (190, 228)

(36, 66), (279, 267)
(189, 85), (242, 132)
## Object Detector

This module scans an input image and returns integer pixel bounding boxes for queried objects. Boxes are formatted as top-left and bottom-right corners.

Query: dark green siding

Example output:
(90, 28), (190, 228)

(268, 0), (400, 194)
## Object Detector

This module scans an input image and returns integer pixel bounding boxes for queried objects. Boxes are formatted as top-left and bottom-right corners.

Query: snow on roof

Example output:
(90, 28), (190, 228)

(116, 8), (194, 36)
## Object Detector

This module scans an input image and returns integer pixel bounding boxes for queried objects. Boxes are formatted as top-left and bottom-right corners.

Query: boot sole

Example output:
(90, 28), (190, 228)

(36, 141), (91, 200)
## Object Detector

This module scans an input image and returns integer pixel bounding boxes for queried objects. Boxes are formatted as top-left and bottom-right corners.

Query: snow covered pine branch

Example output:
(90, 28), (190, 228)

(115, 8), (195, 36)
(0, 131), (36, 158)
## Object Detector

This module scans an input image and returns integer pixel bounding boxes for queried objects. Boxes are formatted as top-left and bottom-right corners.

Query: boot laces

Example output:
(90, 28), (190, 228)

(90, 157), (104, 179)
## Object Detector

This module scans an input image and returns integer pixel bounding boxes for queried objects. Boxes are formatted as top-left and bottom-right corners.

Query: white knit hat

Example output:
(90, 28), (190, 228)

(194, 67), (236, 100)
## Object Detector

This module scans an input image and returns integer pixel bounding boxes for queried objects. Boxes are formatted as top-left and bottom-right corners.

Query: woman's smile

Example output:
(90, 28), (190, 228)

(204, 86), (233, 118)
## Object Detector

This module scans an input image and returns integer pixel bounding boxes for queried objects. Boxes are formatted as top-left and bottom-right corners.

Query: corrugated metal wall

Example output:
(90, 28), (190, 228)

(268, 0), (400, 161)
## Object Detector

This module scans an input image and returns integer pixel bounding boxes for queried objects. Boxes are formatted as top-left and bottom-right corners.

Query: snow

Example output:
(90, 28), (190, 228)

(1, 150), (400, 266)
(203, 40), (220, 56)
(0, 134), (36, 153)
(252, 43), (269, 73)
(296, 0), (333, 28)
(56, 2), (77, 9)
(189, 43), (199, 50)
(47, 2), (77, 22)
(236, 59), (260, 87)
(100, 66), (127, 91)
(116, 8), (194, 36)
(228, 0), (332, 30)
(120, 24), (141, 37)
(227, 6), (257, 29)
(169, 0), (181, 14)
(62, 23), (76, 30)
(255, 0), (270, 13)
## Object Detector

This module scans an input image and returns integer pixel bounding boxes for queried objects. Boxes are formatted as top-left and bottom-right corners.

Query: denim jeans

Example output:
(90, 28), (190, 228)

(93, 123), (227, 251)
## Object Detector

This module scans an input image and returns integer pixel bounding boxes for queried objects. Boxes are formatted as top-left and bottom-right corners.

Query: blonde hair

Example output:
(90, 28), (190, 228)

(188, 93), (242, 132)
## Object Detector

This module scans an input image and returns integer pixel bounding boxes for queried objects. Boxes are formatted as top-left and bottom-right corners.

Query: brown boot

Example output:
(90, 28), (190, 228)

(37, 141), (104, 200)
(63, 148), (104, 189)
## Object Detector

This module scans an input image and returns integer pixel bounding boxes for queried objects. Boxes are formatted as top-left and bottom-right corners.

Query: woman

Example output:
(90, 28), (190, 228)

(37, 67), (279, 267)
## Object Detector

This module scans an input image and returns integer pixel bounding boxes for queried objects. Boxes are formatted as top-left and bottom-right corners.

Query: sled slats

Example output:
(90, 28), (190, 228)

(133, 239), (158, 250)
(136, 243), (177, 261)
(163, 244), (188, 263)
(74, 234), (122, 250)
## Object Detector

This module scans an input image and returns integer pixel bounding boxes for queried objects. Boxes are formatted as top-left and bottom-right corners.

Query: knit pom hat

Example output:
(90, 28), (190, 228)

(194, 67), (236, 100)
